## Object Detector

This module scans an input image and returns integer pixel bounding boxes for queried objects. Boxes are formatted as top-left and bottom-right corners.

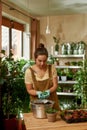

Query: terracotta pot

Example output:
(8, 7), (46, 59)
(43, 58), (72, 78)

(3, 118), (17, 130)
(46, 113), (57, 122)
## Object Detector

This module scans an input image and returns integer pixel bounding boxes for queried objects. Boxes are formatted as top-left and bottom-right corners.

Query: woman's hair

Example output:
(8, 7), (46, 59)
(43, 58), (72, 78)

(34, 43), (48, 59)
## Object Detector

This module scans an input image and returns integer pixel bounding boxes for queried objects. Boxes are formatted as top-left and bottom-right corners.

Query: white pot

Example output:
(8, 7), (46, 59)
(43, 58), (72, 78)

(61, 76), (67, 81)
(73, 50), (78, 55)
(78, 49), (84, 54)
(54, 51), (58, 55)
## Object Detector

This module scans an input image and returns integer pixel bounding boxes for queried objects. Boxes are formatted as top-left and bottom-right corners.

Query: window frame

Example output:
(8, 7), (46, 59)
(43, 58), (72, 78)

(2, 16), (24, 57)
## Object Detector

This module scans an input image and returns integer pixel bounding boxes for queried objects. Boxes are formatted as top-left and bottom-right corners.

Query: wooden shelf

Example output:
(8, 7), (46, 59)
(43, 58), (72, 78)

(53, 54), (85, 58)
(56, 66), (82, 69)
(54, 53), (85, 106)
(57, 92), (76, 96)
(58, 81), (78, 84)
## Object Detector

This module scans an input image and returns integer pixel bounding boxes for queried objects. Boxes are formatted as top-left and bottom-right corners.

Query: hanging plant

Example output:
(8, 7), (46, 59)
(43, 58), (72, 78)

(73, 60), (87, 108)
(53, 36), (60, 51)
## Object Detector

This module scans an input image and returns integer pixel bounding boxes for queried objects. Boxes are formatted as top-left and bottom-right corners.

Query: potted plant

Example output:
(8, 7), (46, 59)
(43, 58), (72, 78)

(53, 36), (60, 55)
(56, 68), (61, 81)
(60, 68), (68, 81)
(73, 60), (87, 108)
(71, 42), (79, 55)
(67, 69), (74, 80)
(46, 108), (58, 122)
(61, 43), (68, 55)
(78, 41), (86, 54)
(0, 50), (9, 129)
(0, 50), (29, 130)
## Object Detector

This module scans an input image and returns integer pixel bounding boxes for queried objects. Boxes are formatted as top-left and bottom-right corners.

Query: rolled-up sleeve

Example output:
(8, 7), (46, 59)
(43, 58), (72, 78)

(24, 68), (33, 84)
(52, 64), (57, 78)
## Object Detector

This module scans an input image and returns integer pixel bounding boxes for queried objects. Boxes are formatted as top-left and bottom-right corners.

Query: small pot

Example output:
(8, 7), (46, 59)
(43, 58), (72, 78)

(46, 113), (57, 122)
(54, 51), (59, 55)
(61, 76), (67, 81)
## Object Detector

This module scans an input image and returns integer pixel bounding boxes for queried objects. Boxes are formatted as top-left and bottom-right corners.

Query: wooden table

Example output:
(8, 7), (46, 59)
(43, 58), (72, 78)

(23, 113), (87, 130)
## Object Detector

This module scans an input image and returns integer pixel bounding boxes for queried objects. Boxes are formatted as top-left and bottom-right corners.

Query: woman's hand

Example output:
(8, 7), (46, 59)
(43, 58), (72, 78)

(36, 91), (43, 98)
(36, 90), (50, 99)
(42, 90), (50, 98)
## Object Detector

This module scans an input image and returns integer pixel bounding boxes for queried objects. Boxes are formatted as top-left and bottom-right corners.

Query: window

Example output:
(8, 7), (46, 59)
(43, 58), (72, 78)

(2, 26), (23, 60)
(2, 17), (30, 59)
(23, 32), (31, 60)
(2, 26), (9, 56)
(1, 17), (30, 60)
(2, 17), (31, 60)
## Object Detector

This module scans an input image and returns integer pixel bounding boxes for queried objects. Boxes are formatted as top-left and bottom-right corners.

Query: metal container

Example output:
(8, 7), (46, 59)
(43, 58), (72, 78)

(30, 99), (54, 119)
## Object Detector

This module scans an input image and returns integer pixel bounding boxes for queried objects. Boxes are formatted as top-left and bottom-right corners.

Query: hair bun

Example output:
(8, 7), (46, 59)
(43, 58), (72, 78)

(38, 43), (44, 48)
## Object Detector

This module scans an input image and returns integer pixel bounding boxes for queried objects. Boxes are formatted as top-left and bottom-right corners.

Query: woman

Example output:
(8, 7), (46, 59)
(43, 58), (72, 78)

(24, 43), (60, 110)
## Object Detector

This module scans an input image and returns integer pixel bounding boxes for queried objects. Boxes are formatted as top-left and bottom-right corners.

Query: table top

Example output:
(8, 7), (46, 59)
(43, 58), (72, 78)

(23, 112), (87, 130)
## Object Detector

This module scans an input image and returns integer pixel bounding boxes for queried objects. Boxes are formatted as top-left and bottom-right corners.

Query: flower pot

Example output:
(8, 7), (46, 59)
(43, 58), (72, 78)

(54, 51), (59, 55)
(46, 113), (57, 122)
(73, 49), (78, 55)
(78, 49), (84, 54)
(3, 118), (17, 130)
(61, 76), (67, 81)
(67, 49), (72, 55)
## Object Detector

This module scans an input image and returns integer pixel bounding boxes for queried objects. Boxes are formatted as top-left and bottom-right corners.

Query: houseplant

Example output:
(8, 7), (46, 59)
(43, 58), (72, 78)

(0, 50), (29, 130)
(2, 52), (24, 118)
(60, 68), (68, 81)
(46, 108), (58, 122)
(78, 41), (86, 54)
(53, 36), (60, 55)
(0, 50), (9, 129)
(56, 68), (61, 81)
(61, 43), (68, 55)
(73, 60), (87, 108)
(67, 69), (74, 80)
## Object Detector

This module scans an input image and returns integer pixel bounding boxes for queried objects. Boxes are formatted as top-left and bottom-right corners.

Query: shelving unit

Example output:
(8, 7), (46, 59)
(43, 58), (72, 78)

(58, 81), (78, 84)
(57, 92), (76, 96)
(56, 66), (82, 69)
(54, 54), (85, 58)
(53, 54), (85, 109)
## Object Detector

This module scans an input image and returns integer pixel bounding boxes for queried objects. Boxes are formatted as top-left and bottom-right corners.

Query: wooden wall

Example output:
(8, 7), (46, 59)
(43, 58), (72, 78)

(40, 15), (87, 57)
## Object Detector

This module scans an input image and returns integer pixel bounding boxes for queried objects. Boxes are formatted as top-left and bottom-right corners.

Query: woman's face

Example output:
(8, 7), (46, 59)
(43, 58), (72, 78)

(35, 55), (47, 69)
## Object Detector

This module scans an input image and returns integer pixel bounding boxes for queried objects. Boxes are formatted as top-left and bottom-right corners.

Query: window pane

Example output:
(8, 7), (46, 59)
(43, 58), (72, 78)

(23, 32), (30, 60)
(12, 29), (22, 60)
(2, 26), (9, 55)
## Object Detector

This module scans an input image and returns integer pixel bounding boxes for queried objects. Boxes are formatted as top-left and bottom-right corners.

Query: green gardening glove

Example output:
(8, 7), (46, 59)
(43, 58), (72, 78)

(36, 91), (43, 99)
(42, 90), (50, 99)
(36, 90), (50, 99)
